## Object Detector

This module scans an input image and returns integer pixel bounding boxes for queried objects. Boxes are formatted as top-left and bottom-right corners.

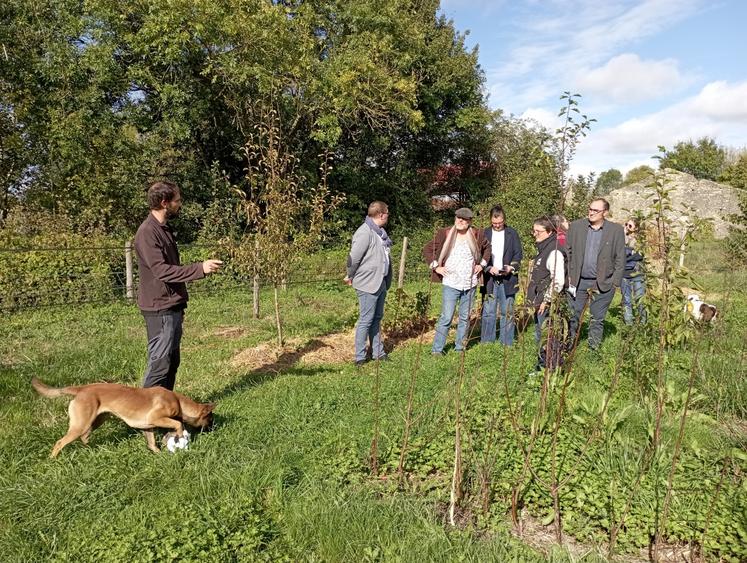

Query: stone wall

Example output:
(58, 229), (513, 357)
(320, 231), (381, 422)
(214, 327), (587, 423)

(605, 169), (739, 239)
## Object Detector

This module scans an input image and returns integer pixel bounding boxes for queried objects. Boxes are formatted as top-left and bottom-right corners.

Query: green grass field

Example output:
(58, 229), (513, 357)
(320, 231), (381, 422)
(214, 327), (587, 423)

(1, 244), (745, 562)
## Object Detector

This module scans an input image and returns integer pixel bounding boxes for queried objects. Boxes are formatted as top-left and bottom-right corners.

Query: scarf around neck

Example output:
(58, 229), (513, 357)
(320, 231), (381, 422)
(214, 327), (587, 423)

(365, 216), (393, 248)
(438, 226), (479, 266)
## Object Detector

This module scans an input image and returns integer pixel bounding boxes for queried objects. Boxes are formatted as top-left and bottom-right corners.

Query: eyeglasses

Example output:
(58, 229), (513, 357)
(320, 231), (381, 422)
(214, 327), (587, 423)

(588, 208), (605, 214)
(531, 229), (546, 235)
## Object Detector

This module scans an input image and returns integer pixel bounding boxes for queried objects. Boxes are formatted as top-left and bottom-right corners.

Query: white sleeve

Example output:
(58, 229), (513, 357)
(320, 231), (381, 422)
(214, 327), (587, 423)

(548, 250), (565, 294)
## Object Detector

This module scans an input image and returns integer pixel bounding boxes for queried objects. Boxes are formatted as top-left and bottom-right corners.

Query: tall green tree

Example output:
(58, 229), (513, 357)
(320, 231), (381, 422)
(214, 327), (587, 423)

(489, 113), (558, 251)
(719, 152), (747, 191)
(623, 165), (655, 185)
(721, 152), (747, 265)
(595, 168), (623, 196)
(1, 0), (490, 238)
(565, 173), (595, 221)
(658, 137), (727, 180)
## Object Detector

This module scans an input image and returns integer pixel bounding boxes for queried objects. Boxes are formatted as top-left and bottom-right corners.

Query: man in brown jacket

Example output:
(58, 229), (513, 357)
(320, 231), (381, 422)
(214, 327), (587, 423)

(423, 207), (491, 355)
(134, 181), (222, 390)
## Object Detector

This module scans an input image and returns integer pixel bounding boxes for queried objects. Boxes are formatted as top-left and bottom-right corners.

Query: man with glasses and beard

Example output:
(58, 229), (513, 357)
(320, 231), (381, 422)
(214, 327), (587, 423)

(134, 181), (223, 390)
(566, 198), (625, 351)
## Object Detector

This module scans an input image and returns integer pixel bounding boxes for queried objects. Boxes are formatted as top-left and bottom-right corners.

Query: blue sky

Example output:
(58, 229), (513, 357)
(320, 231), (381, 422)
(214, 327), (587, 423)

(439, 0), (747, 177)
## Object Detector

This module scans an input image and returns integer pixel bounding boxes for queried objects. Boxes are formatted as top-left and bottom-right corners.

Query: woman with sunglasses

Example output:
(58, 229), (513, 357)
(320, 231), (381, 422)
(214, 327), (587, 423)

(621, 218), (647, 325)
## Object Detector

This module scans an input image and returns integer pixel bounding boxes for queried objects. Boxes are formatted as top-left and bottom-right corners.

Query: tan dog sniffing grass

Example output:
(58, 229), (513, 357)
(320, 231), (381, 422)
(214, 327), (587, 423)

(31, 378), (215, 457)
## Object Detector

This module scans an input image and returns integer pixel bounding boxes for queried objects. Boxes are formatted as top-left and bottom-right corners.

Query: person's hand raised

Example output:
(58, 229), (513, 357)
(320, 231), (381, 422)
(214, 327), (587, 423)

(202, 259), (223, 275)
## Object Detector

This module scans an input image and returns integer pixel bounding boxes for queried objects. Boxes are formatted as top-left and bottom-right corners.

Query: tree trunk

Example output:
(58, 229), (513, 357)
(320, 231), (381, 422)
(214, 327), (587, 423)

(273, 284), (283, 347)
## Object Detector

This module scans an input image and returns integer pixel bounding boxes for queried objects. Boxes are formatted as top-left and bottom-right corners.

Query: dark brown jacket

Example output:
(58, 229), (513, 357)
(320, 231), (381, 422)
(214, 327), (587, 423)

(422, 226), (491, 283)
(134, 214), (204, 312)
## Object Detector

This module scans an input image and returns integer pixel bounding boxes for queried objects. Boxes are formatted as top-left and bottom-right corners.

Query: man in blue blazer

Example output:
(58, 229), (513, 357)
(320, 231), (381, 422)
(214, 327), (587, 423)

(480, 205), (523, 345)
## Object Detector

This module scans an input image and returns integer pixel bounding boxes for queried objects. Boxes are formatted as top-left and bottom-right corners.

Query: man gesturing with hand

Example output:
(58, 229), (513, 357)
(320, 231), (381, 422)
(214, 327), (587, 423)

(134, 180), (222, 390)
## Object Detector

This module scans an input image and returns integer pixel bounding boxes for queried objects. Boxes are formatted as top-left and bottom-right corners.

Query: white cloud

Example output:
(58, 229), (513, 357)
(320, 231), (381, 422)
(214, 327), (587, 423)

(688, 80), (747, 120)
(575, 53), (687, 103)
(484, 0), (706, 112)
(519, 107), (562, 130)
(571, 80), (747, 175)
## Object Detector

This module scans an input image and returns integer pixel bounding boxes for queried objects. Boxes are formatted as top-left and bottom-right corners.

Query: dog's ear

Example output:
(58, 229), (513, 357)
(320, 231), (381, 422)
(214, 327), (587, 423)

(204, 402), (216, 413)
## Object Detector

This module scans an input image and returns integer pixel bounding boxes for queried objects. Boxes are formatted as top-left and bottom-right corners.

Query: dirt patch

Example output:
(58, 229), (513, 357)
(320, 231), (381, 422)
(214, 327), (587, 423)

(299, 331), (355, 365)
(517, 513), (615, 560)
(230, 321), (436, 373)
(517, 512), (703, 562)
(213, 326), (247, 338)
(230, 338), (305, 372)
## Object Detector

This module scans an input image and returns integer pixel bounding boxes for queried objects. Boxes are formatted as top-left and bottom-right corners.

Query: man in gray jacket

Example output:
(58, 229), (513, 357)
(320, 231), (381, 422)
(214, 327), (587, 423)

(345, 201), (393, 366)
(566, 197), (625, 350)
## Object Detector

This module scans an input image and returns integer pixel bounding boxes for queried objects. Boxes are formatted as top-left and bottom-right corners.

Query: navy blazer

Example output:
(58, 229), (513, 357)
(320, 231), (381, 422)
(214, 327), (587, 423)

(481, 225), (522, 297)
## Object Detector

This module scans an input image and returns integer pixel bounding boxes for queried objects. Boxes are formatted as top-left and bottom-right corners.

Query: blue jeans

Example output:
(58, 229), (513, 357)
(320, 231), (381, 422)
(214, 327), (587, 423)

(355, 280), (387, 362)
(621, 276), (646, 325)
(480, 283), (515, 345)
(432, 285), (476, 354)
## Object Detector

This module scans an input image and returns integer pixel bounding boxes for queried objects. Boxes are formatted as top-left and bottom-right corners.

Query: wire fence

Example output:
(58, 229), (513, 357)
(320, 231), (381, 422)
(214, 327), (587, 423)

(0, 239), (432, 314)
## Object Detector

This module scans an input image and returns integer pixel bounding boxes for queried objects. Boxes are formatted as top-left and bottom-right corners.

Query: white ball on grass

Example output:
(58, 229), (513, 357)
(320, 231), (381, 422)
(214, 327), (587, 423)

(166, 430), (191, 453)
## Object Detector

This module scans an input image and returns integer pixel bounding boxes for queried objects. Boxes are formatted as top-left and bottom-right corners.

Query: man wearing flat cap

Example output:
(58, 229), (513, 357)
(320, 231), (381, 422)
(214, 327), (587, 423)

(423, 207), (491, 355)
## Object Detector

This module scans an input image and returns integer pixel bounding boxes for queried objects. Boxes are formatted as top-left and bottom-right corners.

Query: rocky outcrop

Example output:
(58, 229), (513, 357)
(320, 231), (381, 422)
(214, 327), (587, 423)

(606, 169), (739, 238)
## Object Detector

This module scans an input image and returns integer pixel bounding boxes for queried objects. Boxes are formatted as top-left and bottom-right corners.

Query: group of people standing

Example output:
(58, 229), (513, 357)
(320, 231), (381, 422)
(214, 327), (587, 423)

(130, 183), (647, 388)
(346, 198), (648, 367)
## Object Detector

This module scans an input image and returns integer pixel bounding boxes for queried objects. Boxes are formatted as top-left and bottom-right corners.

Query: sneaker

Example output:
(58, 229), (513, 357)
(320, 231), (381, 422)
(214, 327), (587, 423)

(374, 354), (390, 362)
(432, 351), (444, 357)
(355, 359), (368, 367)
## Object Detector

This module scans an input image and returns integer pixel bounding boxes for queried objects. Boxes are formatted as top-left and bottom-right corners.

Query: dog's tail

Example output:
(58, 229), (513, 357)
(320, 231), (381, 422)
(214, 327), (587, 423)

(31, 378), (81, 398)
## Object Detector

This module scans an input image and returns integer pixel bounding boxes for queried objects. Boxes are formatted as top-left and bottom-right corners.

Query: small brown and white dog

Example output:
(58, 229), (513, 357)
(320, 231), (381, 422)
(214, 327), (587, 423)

(31, 378), (215, 458)
(686, 294), (718, 323)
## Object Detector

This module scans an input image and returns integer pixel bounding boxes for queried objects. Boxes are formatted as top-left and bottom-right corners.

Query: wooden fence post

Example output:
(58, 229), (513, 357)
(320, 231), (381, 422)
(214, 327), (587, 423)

(253, 239), (260, 319)
(397, 236), (409, 289)
(253, 275), (260, 318)
(125, 240), (134, 302)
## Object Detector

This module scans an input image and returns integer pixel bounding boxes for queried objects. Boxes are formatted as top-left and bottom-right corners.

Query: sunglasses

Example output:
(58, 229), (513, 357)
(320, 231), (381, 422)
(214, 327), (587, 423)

(588, 208), (605, 214)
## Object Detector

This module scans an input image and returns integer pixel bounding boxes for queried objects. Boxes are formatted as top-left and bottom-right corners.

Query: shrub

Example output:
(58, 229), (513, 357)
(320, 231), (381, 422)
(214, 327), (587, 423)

(0, 209), (123, 311)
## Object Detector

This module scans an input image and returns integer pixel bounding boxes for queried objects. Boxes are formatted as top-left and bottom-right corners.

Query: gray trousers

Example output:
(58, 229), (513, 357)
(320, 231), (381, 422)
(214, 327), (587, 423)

(355, 280), (387, 362)
(142, 308), (184, 390)
(568, 278), (615, 350)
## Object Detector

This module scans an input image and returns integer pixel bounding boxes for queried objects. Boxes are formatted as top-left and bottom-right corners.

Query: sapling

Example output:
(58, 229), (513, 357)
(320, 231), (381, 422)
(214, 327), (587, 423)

(234, 107), (343, 347)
